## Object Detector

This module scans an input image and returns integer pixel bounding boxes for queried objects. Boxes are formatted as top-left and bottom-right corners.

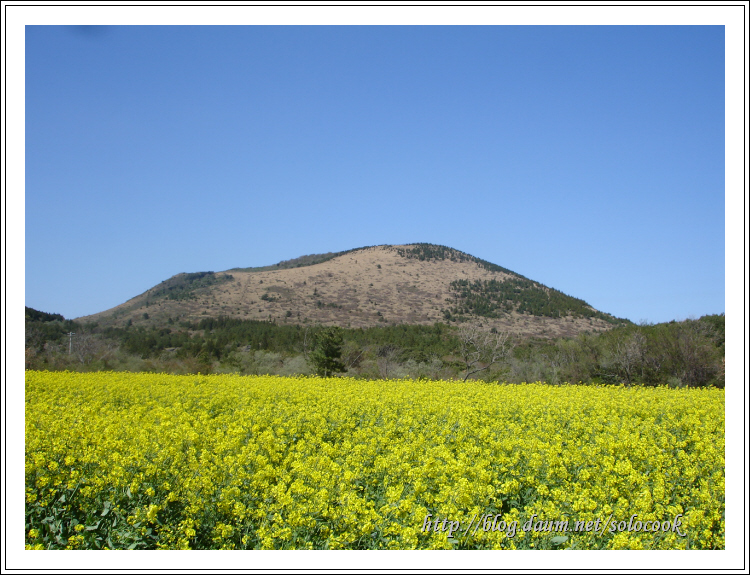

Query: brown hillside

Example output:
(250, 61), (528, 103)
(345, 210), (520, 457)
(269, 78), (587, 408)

(78, 245), (620, 338)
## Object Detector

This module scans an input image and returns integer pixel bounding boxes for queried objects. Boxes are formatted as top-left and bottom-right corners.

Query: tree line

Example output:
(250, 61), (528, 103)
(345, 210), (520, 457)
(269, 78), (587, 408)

(25, 307), (724, 388)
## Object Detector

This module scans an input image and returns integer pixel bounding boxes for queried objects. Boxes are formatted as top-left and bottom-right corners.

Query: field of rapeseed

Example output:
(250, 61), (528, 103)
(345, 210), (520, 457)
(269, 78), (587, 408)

(25, 371), (724, 550)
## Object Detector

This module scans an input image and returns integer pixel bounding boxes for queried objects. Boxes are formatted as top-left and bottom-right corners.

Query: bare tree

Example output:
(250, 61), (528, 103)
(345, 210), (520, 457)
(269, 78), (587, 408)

(25, 325), (46, 353)
(377, 344), (401, 380)
(72, 330), (117, 365)
(540, 349), (566, 385)
(301, 326), (315, 360)
(457, 324), (513, 382)
(611, 330), (647, 385)
(342, 342), (366, 371)
(25, 346), (37, 370)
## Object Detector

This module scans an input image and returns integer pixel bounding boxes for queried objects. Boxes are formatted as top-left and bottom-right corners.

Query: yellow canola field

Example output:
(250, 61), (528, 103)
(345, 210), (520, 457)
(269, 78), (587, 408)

(25, 371), (724, 550)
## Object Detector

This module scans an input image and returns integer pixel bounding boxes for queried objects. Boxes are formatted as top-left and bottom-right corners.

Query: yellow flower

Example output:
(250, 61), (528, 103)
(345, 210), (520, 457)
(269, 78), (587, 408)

(146, 504), (159, 523)
(23, 371), (725, 550)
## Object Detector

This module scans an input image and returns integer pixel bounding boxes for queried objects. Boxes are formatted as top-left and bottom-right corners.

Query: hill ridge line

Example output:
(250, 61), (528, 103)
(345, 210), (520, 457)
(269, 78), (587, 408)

(76, 242), (629, 338)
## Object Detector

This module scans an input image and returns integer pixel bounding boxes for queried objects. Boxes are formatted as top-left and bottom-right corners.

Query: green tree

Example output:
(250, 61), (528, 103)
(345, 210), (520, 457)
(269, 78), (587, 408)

(309, 327), (346, 377)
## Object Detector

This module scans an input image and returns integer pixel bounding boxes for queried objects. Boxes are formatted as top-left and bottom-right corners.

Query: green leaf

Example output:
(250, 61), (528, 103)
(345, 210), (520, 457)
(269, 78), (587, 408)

(551, 535), (569, 545)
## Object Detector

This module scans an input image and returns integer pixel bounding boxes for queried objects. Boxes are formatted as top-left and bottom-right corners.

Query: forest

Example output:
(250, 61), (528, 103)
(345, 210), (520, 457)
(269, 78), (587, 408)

(25, 306), (725, 388)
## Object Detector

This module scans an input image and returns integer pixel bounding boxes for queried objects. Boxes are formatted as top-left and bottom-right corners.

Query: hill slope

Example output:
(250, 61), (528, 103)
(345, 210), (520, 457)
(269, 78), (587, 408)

(78, 244), (628, 338)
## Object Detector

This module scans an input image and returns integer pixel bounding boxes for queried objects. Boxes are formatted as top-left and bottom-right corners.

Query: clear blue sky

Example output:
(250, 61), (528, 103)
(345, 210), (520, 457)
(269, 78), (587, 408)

(24, 24), (726, 324)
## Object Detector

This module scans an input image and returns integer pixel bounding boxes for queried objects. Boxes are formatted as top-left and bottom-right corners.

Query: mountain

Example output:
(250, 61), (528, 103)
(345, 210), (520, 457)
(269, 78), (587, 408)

(77, 244), (629, 338)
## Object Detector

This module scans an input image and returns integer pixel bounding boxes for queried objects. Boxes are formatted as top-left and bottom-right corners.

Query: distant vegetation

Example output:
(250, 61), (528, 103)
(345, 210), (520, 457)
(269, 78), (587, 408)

(392, 244), (627, 325)
(395, 243), (516, 276)
(231, 242), (526, 276)
(24, 307), (79, 351)
(398, 244), (627, 325)
(148, 272), (234, 302)
(25, 306), (64, 323)
(443, 278), (627, 325)
(26, 306), (725, 388)
(229, 246), (380, 272)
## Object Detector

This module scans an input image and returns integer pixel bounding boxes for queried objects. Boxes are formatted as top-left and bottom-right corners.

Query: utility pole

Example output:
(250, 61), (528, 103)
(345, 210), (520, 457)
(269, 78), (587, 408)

(67, 332), (75, 355)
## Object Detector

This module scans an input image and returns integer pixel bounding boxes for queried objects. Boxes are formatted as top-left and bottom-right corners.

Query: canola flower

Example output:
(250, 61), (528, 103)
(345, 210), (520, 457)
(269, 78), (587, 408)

(25, 371), (724, 550)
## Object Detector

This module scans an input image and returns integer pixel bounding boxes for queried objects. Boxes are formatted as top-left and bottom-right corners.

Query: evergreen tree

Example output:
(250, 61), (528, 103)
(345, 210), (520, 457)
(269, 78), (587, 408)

(309, 327), (346, 377)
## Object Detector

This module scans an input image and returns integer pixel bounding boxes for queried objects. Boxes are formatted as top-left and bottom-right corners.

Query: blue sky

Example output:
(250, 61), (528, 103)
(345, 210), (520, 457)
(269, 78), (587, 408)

(24, 24), (727, 324)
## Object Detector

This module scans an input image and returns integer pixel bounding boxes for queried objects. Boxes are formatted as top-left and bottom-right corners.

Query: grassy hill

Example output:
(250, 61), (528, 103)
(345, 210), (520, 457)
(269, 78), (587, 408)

(76, 243), (629, 338)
